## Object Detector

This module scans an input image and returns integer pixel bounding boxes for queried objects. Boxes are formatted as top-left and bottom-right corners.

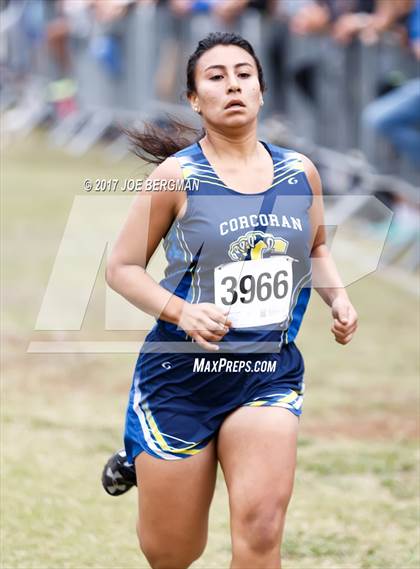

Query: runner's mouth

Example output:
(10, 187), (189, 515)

(225, 99), (246, 109)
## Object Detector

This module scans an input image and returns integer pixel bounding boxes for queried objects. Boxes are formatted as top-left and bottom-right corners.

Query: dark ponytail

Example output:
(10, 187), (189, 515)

(124, 116), (204, 165)
(126, 31), (266, 165)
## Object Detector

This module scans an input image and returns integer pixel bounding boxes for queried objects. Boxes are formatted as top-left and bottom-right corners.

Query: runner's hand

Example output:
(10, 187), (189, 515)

(178, 302), (232, 351)
(331, 297), (358, 345)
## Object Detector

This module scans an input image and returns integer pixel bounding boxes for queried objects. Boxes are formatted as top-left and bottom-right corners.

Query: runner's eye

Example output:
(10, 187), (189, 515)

(210, 75), (223, 80)
(239, 73), (250, 78)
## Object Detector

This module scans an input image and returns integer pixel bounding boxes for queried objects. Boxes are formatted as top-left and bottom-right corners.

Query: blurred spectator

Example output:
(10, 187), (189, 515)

(409, 0), (420, 59)
(1, 0), (51, 132)
(361, 0), (420, 168)
(168, 0), (265, 25)
(333, 0), (414, 45)
(289, 0), (376, 37)
(287, 0), (413, 44)
(46, 0), (79, 119)
(46, 0), (137, 118)
(362, 78), (420, 167)
(276, 1), (377, 115)
(89, 0), (135, 79)
(92, 0), (133, 23)
(289, 1), (331, 36)
(155, 0), (267, 103)
(287, 0), (412, 46)
(3, 0), (48, 75)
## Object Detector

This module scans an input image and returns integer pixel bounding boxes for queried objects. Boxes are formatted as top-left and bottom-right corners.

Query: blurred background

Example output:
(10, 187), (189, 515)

(1, 1), (419, 568)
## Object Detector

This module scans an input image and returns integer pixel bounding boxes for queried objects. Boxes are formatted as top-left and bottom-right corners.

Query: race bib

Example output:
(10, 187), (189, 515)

(214, 256), (296, 328)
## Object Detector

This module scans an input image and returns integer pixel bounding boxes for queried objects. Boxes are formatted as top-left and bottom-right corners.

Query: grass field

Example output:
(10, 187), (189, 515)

(1, 132), (419, 568)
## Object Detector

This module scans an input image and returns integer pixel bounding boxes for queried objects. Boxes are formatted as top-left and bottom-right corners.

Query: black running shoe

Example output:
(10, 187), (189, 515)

(101, 449), (137, 496)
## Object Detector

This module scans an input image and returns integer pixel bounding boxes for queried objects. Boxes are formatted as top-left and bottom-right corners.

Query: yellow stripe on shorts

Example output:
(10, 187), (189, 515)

(144, 405), (201, 456)
(246, 390), (300, 408)
(248, 400), (267, 407)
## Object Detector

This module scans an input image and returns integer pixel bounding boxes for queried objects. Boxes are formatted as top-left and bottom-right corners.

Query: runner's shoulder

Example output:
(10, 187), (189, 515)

(293, 152), (322, 196)
(137, 157), (185, 209)
(146, 156), (184, 183)
(273, 143), (320, 185)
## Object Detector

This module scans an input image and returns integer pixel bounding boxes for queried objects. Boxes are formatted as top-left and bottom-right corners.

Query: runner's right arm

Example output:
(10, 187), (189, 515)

(105, 157), (231, 351)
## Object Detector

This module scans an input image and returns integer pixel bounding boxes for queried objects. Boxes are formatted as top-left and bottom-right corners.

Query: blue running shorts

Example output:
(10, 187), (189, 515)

(124, 327), (305, 463)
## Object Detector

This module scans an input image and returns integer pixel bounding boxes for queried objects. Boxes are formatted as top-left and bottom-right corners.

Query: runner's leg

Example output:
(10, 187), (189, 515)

(135, 440), (218, 569)
(217, 406), (299, 569)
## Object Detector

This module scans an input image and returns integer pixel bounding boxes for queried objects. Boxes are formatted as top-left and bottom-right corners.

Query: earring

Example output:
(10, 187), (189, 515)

(194, 106), (200, 113)
(260, 99), (264, 107)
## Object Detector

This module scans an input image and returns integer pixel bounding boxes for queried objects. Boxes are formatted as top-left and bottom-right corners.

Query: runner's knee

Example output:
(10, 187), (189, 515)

(138, 529), (206, 569)
(233, 497), (287, 554)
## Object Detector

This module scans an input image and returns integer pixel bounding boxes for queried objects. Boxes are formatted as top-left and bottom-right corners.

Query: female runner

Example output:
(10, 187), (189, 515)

(102, 32), (358, 569)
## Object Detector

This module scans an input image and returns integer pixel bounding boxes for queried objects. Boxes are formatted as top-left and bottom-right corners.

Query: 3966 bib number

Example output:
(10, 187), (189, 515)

(214, 256), (295, 329)
(219, 270), (289, 305)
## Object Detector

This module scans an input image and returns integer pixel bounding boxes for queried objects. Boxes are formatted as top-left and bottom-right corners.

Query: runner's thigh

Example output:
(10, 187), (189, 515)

(217, 407), (299, 541)
(135, 439), (218, 555)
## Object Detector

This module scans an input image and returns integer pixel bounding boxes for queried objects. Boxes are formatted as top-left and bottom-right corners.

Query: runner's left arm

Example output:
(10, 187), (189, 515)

(298, 153), (358, 345)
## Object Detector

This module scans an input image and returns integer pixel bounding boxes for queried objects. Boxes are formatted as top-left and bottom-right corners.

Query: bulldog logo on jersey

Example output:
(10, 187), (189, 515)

(228, 230), (289, 261)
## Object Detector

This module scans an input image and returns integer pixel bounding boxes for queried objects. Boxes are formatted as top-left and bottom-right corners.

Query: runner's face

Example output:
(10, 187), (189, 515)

(191, 45), (262, 127)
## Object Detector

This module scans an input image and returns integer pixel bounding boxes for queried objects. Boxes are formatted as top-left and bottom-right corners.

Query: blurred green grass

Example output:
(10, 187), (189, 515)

(1, 132), (419, 568)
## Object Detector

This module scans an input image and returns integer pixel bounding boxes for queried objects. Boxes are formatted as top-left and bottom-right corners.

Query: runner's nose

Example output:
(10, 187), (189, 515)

(227, 77), (241, 93)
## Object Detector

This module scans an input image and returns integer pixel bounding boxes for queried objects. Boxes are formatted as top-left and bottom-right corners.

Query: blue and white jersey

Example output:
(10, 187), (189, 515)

(155, 140), (313, 353)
